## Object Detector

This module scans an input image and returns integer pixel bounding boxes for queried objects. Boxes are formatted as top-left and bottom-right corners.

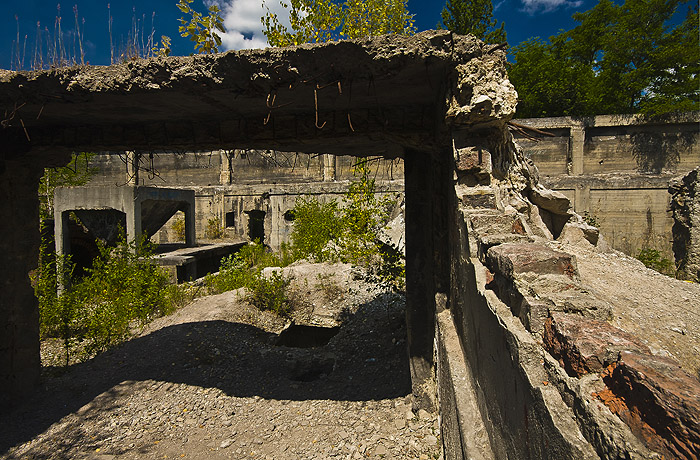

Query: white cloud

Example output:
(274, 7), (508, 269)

(520, 0), (583, 14)
(206, 0), (292, 50)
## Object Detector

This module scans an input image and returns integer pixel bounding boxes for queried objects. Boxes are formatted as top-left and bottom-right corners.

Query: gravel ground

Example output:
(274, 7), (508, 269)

(0, 263), (441, 460)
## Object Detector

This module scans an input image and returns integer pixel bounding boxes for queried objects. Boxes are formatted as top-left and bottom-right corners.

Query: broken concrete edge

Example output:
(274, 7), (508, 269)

(471, 254), (669, 460)
(464, 192), (700, 458)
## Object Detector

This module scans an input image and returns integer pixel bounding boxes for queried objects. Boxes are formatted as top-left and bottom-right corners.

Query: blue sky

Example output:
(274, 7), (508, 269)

(2, 0), (597, 69)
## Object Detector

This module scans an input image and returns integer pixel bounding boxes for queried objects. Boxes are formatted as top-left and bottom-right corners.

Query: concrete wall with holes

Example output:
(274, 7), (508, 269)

(514, 113), (699, 259)
(86, 150), (405, 248)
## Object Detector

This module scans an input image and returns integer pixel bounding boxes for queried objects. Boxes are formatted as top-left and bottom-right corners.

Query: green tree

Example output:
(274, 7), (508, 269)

(261, 0), (415, 47)
(509, 0), (699, 117)
(178, 0), (226, 54)
(439, 0), (506, 43)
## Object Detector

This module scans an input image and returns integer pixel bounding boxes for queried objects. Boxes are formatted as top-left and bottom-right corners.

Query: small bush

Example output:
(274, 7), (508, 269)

(35, 229), (184, 363)
(205, 241), (294, 295)
(172, 215), (186, 241)
(247, 270), (293, 317)
(290, 197), (341, 261)
(70, 235), (174, 355)
(637, 247), (676, 276)
(205, 217), (225, 239)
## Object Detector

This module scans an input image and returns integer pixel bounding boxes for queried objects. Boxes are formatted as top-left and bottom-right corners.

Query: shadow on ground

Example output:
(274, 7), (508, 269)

(0, 293), (410, 455)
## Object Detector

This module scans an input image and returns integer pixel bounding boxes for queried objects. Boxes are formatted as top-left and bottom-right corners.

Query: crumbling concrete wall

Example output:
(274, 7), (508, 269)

(2, 31), (699, 460)
(514, 114), (700, 260)
(440, 113), (700, 458)
(670, 167), (700, 282)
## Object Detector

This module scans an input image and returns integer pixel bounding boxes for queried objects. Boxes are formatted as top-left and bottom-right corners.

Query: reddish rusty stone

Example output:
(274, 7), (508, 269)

(596, 352), (700, 459)
(544, 312), (650, 377)
(455, 146), (491, 172)
(486, 243), (579, 280)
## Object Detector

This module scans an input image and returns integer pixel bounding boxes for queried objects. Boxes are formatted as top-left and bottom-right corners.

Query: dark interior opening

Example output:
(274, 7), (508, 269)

(245, 210), (265, 243)
(275, 324), (340, 348)
(225, 211), (236, 228)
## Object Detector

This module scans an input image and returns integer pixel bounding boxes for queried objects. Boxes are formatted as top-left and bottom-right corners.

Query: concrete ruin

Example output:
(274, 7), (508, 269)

(670, 167), (700, 282)
(53, 185), (197, 255)
(514, 114), (699, 260)
(1, 31), (699, 459)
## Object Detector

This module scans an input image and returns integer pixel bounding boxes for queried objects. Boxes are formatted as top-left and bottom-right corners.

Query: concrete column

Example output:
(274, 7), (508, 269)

(322, 154), (336, 182)
(183, 202), (196, 247)
(570, 125), (585, 175)
(126, 151), (140, 186)
(405, 148), (449, 411)
(125, 198), (143, 243)
(219, 150), (232, 185)
(0, 158), (43, 408)
(54, 210), (72, 258)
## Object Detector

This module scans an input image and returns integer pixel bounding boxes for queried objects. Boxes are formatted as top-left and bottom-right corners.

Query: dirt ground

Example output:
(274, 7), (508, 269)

(0, 262), (442, 460)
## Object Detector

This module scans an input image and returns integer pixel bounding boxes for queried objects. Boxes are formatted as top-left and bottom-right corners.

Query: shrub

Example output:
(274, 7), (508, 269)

(289, 159), (405, 286)
(35, 229), (183, 363)
(69, 234), (174, 355)
(247, 270), (293, 317)
(636, 247), (676, 277)
(205, 217), (225, 239)
(290, 197), (341, 261)
(172, 215), (186, 241)
(205, 241), (294, 294)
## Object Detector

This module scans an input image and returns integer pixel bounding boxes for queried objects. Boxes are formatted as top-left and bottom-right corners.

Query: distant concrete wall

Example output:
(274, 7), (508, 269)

(86, 151), (404, 249)
(515, 113), (700, 259)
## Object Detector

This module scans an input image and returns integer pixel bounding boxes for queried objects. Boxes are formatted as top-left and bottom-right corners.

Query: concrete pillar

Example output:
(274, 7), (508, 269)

(322, 154), (336, 182)
(405, 148), (449, 411)
(570, 125), (585, 175)
(0, 158), (43, 408)
(126, 151), (140, 186)
(219, 150), (232, 185)
(183, 202), (196, 247)
(125, 199), (143, 243)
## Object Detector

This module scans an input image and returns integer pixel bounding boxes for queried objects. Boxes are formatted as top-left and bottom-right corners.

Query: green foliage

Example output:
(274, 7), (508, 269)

(636, 247), (676, 276)
(172, 215), (186, 240)
(261, 0), (415, 46)
(206, 241), (293, 294)
(178, 0), (226, 54)
(289, 198), (341, 261)
(35, 230), (183, 363)
(205, 217), (225, 239)
(289, 160), (405, 286)
(69, 234), (175, 355)
(247, 270), (293, 316)
(337, 161), (394, 266)
(153, 35), (172, 57)
(439, 0), (506, 43)
(582, 211), (599, 228)
(39, 152), (97, 219)
(509, 0), (699, 118)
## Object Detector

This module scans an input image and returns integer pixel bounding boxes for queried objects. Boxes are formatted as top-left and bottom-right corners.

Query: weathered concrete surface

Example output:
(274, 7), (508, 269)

(670, 167), (700, 282)
(0, 31), (518, 423)
(53, 186), (196, 258)
(515, 113), (700, 259)
(0, 31), (505, 158)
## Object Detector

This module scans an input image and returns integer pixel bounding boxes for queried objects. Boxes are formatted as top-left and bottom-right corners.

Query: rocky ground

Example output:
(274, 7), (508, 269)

(0, 262), (441, 460)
